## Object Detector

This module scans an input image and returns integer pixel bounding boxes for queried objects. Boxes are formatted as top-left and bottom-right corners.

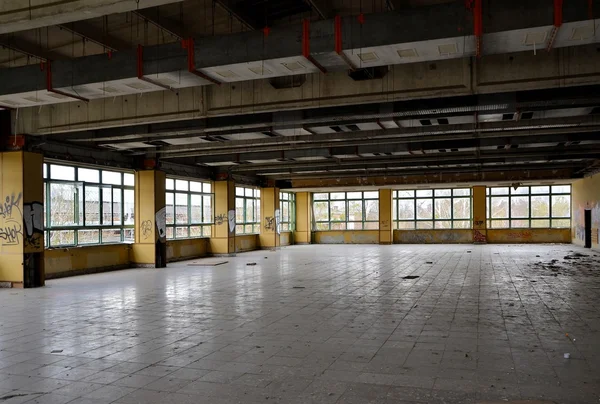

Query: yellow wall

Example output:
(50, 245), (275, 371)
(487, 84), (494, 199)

(45, 244), (130, 278)
(259, 187), (280, 248)
(236, 234), (258, 252)
(294, 192), (311, 244)
(167, 238), (209, 262)
(313, 230), (379, 244)
(379, 189), (393, 244)
(487, 228), (571, 243)
(394, 229), (472, 244)
(572, 173), (600, 250)
(280, 232), (292, 246)
(132, 170), (166, 265)
(0, 152), (25, 282)
(210, 180), (235, 254)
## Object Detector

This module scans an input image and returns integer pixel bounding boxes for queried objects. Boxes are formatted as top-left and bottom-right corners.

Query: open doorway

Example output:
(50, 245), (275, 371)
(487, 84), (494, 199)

(584, 210), (592, 248)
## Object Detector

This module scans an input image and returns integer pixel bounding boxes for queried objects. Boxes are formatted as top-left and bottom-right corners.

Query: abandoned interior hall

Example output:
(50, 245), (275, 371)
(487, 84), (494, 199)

(1, 0), (600, 403)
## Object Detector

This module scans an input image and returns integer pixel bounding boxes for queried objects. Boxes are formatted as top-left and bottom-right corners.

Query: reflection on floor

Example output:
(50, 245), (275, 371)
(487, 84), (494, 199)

(0, 244), (599, 403)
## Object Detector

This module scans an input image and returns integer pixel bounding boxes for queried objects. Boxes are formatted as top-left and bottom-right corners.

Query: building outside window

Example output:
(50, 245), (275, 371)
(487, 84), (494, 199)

(486, 185), (571, 229)
(393, 188), (471, 229)
(313, 191), (379, 230)
(235, 187), (260, 234)
(279, 192), (295, 231)
(43, 163), (135, 247)
(165, 178), (213, 239)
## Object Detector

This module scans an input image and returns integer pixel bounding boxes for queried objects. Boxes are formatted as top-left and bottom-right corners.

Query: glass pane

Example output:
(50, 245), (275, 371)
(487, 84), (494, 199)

(102, 171), (121, 185)
(434, 198), (451, 219)
(202, 226), (211, 237)
(330, 192), (345, 200)
(124, 173), (135, 186)
(490, 197), (509, 219)
(253, 224), (260, 233)
(124, 228), (135, 242)
(511, 219), (529, 228)
(245, 224), (253, 233)
(203, 195), (212, 223)
(314, 202), (329, 221)
(453, 189), (470, 196)
(435, 220), (452, 229)
(282, 202), (289, 222)
(531, 186), (550, 194)
(531, 195), (550, 218)
(416, 190), (433, 197)
(245, 188), (253, 197)
(347, 222), (362, 230)
(78, 229), (99, 244)
(189, 181), (202, 192)
(190, 226), (202, 237)
(453, 220), (471, 229)
(236, 187), (244, 196)
(490, 220), (509, 229)
(78, 168), (99, 183)
(313, 193), (328, 200)
(175, 227), (189, 238)
(453, 198), (471, 219)
(245, 200), (254, 223)
(166, 193), (175, 225)
(50, 165), (75, 181)
(316, 222), (329, 230)
(50, 183), (78, 226)
(203, 183), (211, 193)
(43, 163), (47, 179)
(416, 221), (433, 229)
(330, 201), (346, 221)
(112, 189), (122, 225)
(101, 187), (112, 225)
(364, 222), (379, 230)
(166, 178), (175, 190)
(254, 189), (260, 198)
(191, 194), (202, 224)
(236, 224), (244, 234)
(510, 196), (529, 218)
(176, 180), (189, 191)
(552, 185), (570, 194)
(102, 229), (121, 243)
(282, 223), (289, 231)
(396, 190), (414, 198)
(50, 230), (75, 246)
(397, 200), (415, 220)
(392, 199), (397, 221)
(511, 186), (529, 195)
(365, 200), (379, 221)
(397, 221), (415, 230)
(254, 200), (260, 223)
(434, 189), (451, 197)
(363, 191), (378, 199)
(84, 186), (100, 225)
(236, 198), (244, 223)
(347, 192), (362, 199)
(175, 193), (188, 224)
(331, 222), (346, 230)
(124, 190), (135, 225)
(551, 195), (570, 217)
(491, 187), (509, 195)
(416, 198), (432, 220)
(552, 219), (570, 228)
(166, 227), (174, 239)
(531, 219), (550, 228)
(348, 200), (363, 221)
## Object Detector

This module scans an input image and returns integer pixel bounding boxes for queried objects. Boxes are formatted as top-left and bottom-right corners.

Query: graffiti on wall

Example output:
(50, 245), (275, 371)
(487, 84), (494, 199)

(141, 220), (152, 239)
(215, 213), (227, 225)
(473, 230), (487, 243)
(0, 192), (43, 248)
(264, 216), (275, 231)
(507, 230), (533, 240)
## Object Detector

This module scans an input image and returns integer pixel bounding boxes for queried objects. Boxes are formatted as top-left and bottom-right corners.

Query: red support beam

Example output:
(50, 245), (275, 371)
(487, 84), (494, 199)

(473, 0), (482, 58)
(45, 61), (89, 103)
(136, 44), (176, 91)
(181, 38), (221, 85)
(334, 15), (357, 70)
(547, 0), (563, 52)
(302, 19), (327, 74)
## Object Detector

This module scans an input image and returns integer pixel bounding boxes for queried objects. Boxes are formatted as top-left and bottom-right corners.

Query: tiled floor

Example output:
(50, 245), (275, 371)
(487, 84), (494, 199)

(1, 244), (600, 404)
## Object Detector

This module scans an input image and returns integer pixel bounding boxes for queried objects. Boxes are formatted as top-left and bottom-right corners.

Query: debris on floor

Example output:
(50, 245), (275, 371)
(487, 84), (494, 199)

(426, 261), (433, 264)
(247, 262), (257, 266)
(188, 259), (228, 266)
(292, 286), (305, 289)
(402, 275), (420, 279)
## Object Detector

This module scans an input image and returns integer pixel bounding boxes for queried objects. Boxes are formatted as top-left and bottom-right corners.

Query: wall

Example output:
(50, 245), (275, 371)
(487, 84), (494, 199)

(487, 228), (571, 244)
(45, 244), (131, 279)
(167, 238), (209, 262)
(394, 229), (472, 244)
(280, 232), (292, 246)
(236, 234), (258, 252)
(572, 173), (600, 250)
(313, 230), (379, 244)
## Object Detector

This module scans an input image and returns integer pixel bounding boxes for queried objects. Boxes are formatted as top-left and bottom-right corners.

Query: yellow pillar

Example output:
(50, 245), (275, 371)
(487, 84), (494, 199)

(472, 185), (487, 243)
(294, 192), (311, 244)
(379, 189), (393, 244)
(131, 170), (167, 267)
(259, 187), (280, 249)
(210, 180), (235, 255)
(0, 152), (44, 288)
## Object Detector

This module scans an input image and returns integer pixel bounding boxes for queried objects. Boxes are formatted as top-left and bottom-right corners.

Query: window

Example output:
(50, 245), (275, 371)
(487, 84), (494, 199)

(236, 187), (260, 234)
(393, 188), (471, 229)
(486, 185), (571, 229)
(279, 192), (295, 232)
(313, 191), (379, 230)
(43, 163), (135, 247)
(166, 178), (213, 239)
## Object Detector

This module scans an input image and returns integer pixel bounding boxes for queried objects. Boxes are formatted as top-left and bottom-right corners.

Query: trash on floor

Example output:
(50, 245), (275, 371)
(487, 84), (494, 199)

(247, 262), (257, 266)
(402, 275), (420, 279)
(188, 259), (228, 266)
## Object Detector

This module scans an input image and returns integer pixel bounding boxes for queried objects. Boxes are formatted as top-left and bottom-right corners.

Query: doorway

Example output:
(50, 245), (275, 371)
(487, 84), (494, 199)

(584, 210), (592, 248)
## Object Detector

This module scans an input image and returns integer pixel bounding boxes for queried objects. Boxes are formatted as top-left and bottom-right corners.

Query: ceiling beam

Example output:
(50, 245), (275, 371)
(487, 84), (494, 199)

(132, 8), (188, 40)
(59, 21), (131, 52)
(213, 0), (259, 31)
(303, 0), (332, 19)
(0, 35), (63, 62)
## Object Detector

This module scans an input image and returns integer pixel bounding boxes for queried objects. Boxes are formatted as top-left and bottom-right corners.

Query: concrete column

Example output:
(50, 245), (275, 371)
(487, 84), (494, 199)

(259, 187), (280, 249)
(210, 180), (236, 255)
(472, 185), (487, 243)
(294, 192), (312, 244)
(0, 152), (44, 288)
(131, 170), (167, 267)
(379, 189), (393, 245)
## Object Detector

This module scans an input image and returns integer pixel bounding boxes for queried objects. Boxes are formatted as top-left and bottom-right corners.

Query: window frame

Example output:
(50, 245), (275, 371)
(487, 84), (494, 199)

(279, 192), (295, 232)
(236, 186), (261, 234)
(166, 177), (213, 240)
(392, 188), (472, 230)
(43, 163), (135, 247)
(486, 185), (571, 229)
(312, 191), (379, 231)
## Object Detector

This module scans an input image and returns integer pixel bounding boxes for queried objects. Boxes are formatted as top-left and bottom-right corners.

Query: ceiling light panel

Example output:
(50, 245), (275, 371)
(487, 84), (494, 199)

(357, 52), (379, 62)
(553, 21), (600, 48)
(523, 31), (547, 45)
(200, 57), (319, 82)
